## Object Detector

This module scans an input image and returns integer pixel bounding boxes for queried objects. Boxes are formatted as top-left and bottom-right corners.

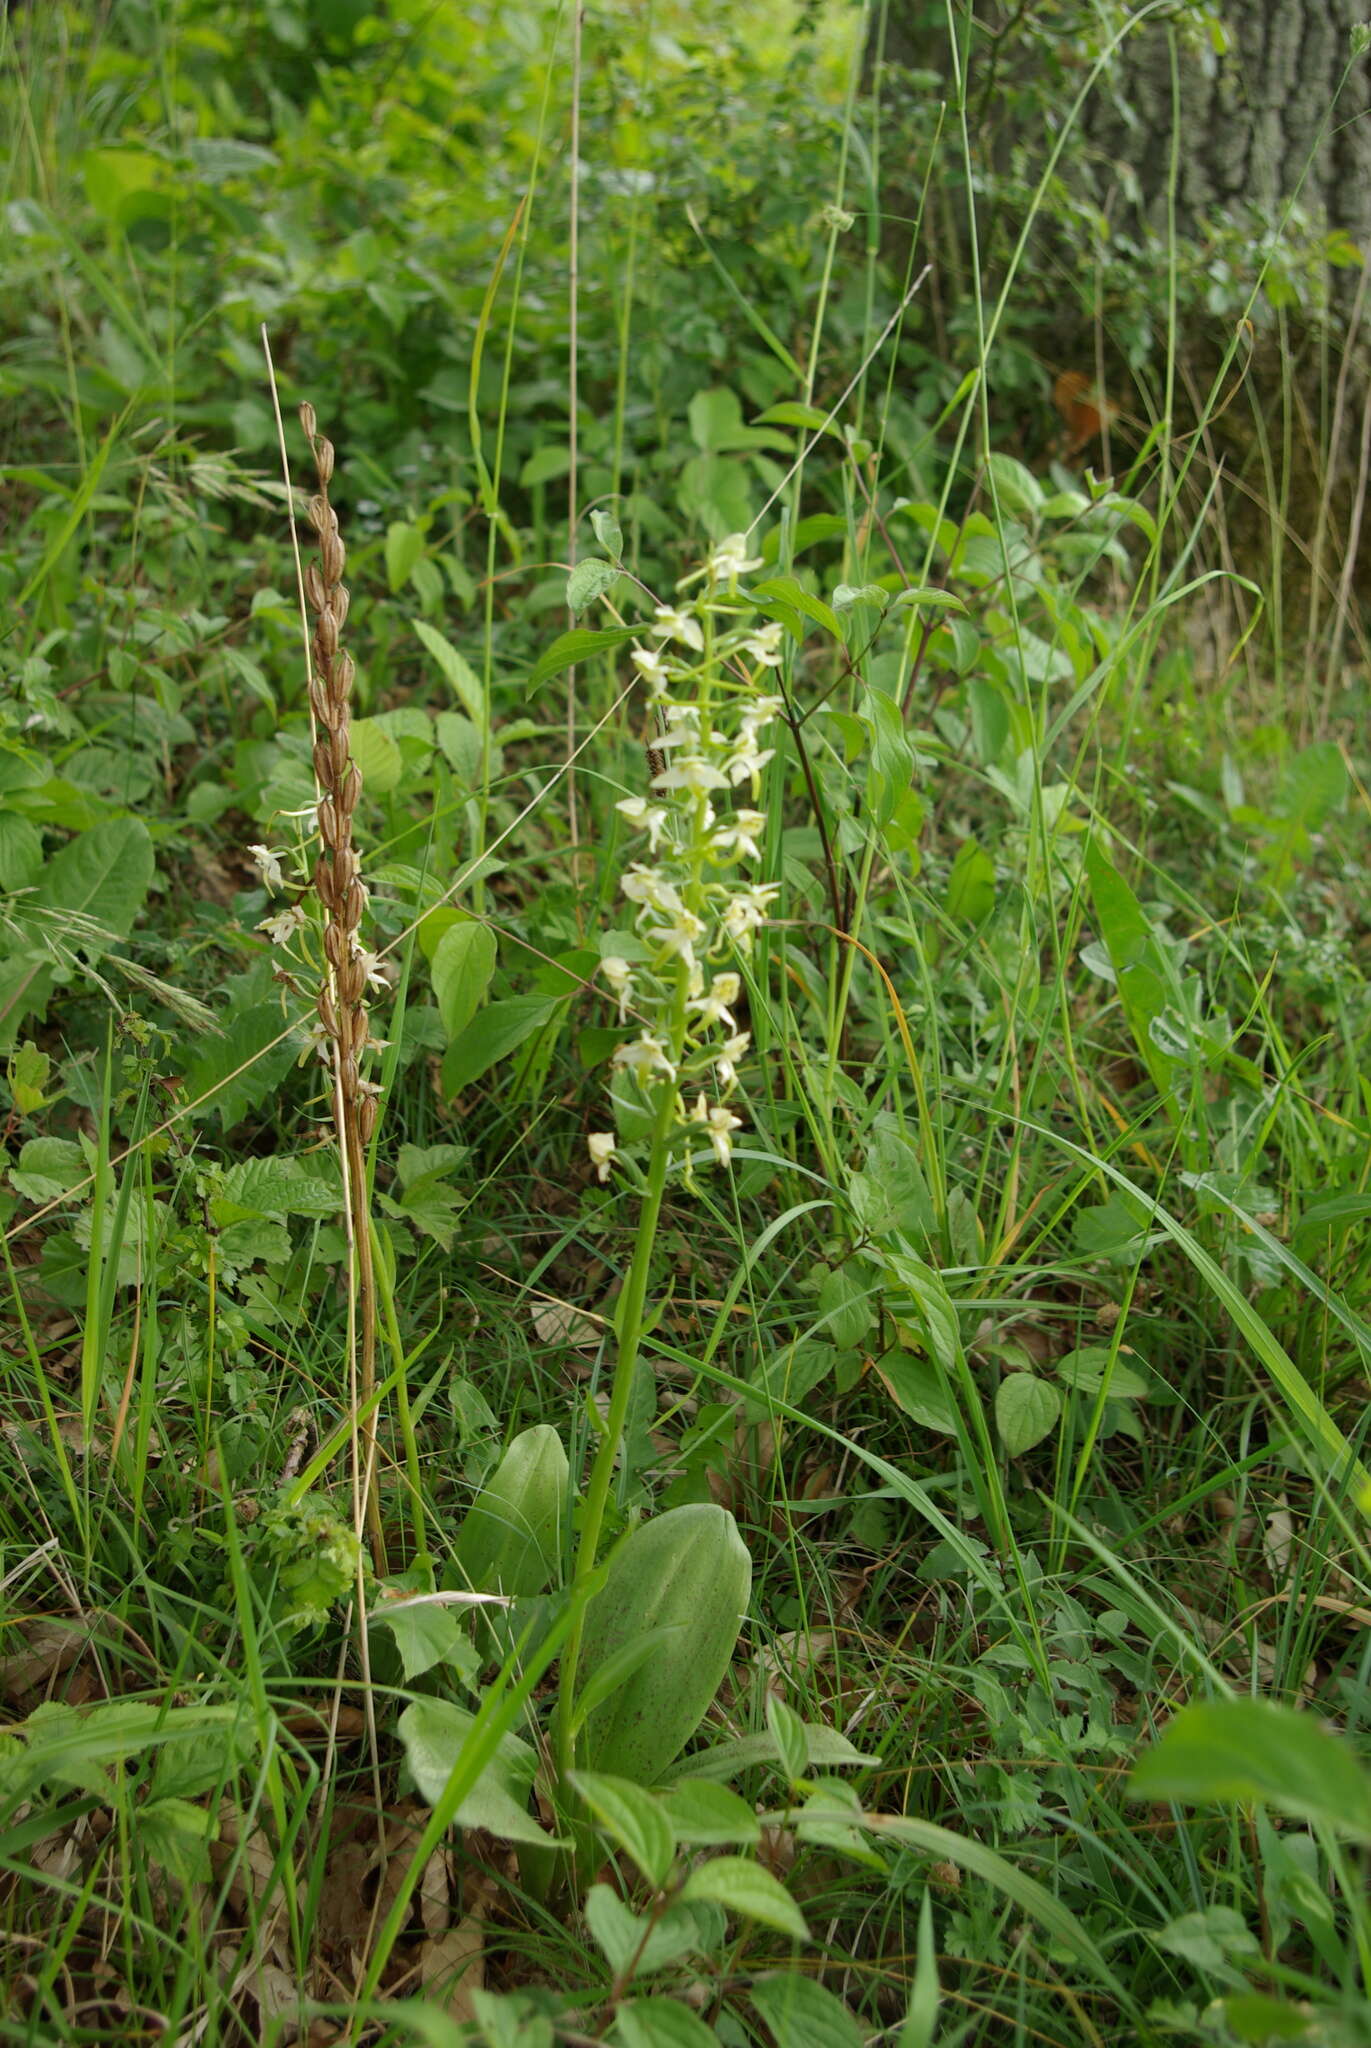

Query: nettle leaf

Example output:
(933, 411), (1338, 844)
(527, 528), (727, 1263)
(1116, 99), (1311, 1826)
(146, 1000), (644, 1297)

(10, 1136), (87, 1205)
(995, 1373), (1061, 1456)
(399, 1698), (564, 1847)
(184, 1003), (297, 1130)
(370, 1598), (480, 1685)
(34, 816), (153, 956)
(0, 813), (44, 891)
(567, 558), (619, 613)
(212, 1156), (339, 1220)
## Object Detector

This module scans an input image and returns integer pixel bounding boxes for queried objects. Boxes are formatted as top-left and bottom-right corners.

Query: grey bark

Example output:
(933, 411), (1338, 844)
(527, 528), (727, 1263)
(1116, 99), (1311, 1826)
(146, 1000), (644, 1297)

(1080, 0), (1371, 252)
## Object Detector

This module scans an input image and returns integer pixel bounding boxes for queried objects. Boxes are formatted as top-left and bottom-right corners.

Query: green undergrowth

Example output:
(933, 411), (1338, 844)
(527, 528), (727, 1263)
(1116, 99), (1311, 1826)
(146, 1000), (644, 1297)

(1, 3), (1369, 2045)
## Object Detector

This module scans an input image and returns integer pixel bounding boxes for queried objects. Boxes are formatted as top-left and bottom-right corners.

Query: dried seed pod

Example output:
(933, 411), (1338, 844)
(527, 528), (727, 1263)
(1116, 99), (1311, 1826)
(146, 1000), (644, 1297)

(314, 606), (339, 657)
(304, 561), (326, 612)
(350, 1008), (370, 1056)
(331, 846), (357, 894)
(299, 400), (318, 441)
(329, 727), (350, 780)
(314, 436), (335, 486)
(312, 738), (333, 787)
(313, 855), (337, 910)
(317, 987), (337, 1036)
(320, 533), (346, 585)
(342, 877), (367, 931)
(358, 1093), (378, 1144)
(324, 921), (349, 970)
(336, 765), (360, 818)
(338, 956), (367, 1006)
(309, 678), (331, 727)
(332, 647), (354, 693)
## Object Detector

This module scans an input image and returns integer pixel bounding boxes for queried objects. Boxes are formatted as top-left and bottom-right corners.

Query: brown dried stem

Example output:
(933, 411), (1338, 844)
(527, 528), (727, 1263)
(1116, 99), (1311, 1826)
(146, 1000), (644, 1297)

(298, 401), (384, 1568)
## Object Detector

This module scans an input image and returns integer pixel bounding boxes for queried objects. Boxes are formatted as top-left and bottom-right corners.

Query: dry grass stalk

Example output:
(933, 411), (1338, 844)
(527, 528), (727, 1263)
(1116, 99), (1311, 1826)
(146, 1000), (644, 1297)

(297, 401), (383, 1564)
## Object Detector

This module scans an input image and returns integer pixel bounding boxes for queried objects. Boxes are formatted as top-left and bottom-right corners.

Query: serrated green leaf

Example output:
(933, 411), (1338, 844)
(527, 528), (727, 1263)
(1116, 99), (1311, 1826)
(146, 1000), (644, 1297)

(994, 1373), (1061, 1456)
(570, 1771), (675, 1888)
(9, 1136), (87, 1204)
(214, 1157), (339, 1219)
(750, 1972), (865, 2048)
(614, 1999), (719, 2048)
(681, 1856), (809, 1939)
(184, 1003), (297, 1130)
(1129, 1699), (1371, 1838)
(399, 1699), (564, 1846)
(431, 920), (497, 1042)
(34, 817), (153, 954)
(658, 1778), (760, 1846)
(414, 618), (485, 724)
(349, 719), (404, 795)
(441, 996), (558, 1096)
(567, 558), (620, 613)
(527, 625), (638, 690)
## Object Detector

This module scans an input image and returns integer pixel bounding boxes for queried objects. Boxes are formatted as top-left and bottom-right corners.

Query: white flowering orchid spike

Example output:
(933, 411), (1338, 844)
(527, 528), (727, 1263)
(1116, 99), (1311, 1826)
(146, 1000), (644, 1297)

(631, 645), (673, 689)
(688, 972), (740, 1033)
(741, 624), (785, 666)
(595, 559), (791, 1186)
(258, 903), (309, 946)
(599, 955), (635, 1022)
(652, 754), (730, 797)
(707, 534), (764, 584)
(714, 1030), (750, 1092)
(722, 882), (780, 951)
(587, 1132), (617, 1182)
(615, 796), (671, 854)
(711, 809), (766, 864)
(704, 1101), (743, 1166)
(650, 605), (704, 652)
(248, 844), (287, 891)
(611, 1032), (677, 1081)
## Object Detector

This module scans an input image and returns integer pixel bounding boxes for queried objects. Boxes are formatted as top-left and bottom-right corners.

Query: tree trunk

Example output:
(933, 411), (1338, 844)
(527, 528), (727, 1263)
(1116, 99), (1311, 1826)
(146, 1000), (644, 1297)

(870, 1), (1371, 665)
(1076, 1), (1371, 269)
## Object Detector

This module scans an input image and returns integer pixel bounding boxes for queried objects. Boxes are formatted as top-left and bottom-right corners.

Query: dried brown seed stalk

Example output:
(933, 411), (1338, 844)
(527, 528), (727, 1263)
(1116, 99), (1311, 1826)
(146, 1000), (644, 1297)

(299, 403), (384, 1561)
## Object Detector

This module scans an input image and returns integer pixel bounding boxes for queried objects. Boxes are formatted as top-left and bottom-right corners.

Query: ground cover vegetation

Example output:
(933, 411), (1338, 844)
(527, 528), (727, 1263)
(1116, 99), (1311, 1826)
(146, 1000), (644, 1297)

(1, 0), (1369, 2042)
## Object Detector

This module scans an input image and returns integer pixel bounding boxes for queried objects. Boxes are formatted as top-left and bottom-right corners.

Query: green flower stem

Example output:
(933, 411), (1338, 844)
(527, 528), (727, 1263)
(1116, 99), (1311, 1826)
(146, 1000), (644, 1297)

(555, 987), (686, 1787)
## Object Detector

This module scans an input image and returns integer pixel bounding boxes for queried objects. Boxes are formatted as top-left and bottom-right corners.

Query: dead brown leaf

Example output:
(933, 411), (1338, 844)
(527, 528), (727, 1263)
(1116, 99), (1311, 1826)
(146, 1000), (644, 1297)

(530, 1299), (601, 1350)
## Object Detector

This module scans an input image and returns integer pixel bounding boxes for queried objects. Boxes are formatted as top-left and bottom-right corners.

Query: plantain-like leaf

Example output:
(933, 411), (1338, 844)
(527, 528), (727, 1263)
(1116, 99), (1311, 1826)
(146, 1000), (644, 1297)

(577, 1504), (751, 1786)
(451, 1424), (568, 1598)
